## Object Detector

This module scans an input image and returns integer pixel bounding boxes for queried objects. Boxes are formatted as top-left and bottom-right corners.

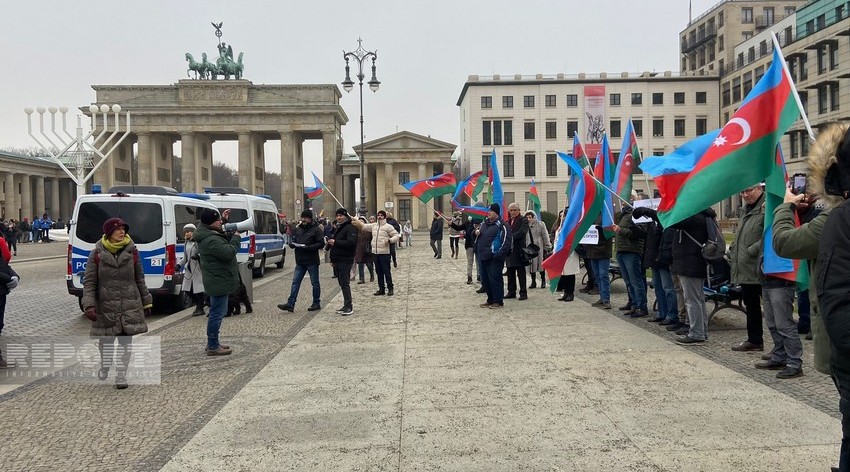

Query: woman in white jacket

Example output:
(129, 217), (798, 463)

(525, 211), (552, 289)
(552, 211), (580, 302)
(357, 210), (400, 296)
(179, 224), (206, 316)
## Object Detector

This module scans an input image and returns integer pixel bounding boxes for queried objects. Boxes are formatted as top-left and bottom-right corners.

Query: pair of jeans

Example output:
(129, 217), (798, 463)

(480, 257), (505, 305)
(97, 335), (133, 374)
(654, 267), (678, 322)
(680, 275), (708, 340)
(374, 254), (393, 290)
(207, 294), (229, 350)
(589, 258), (611, 302)
(617, 252), (647, 311)
(506, 266), (527, 296)
(335, 261), (353, 309)
(287, 263), (321, 307)
(763, 285), (803, 369)
(741, 283), (764, 345)
(583, 257), (596, 288)
(450, 237), (460, 255)
(430, 238), (442, 257)
(357, 260), (374, 281)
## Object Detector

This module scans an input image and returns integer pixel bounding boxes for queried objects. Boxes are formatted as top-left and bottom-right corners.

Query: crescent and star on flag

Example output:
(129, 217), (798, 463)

(713, 118), (752, 147)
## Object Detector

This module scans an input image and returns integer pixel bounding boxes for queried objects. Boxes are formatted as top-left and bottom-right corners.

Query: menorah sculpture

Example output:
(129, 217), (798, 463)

(25, 104), (131, 198)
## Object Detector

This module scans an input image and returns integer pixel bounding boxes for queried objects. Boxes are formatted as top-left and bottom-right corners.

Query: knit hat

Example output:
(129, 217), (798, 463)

(489, 203), (500, 214)
(200, 208), (221, 225)
(335, 207), (349, 216)
(300, 209), (313, 219)
(377, 210), (387, 218)
(102, 217), (128, 237)
(183, 223), (196, 232)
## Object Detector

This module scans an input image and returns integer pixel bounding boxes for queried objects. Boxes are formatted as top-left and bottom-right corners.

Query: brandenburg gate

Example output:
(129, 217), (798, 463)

(88, 79), (348, 218)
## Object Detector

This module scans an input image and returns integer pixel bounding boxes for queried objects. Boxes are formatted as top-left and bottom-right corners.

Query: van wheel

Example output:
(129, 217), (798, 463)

(276, 249), (285, 269)
(253, 254), (266, 278)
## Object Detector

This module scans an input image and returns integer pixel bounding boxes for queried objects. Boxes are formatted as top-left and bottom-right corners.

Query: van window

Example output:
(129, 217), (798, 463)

(76, 201), (163, 244)
(226, 208), (249, 223)
(253, 210), (278, 235)
(174, 204), (207, 242)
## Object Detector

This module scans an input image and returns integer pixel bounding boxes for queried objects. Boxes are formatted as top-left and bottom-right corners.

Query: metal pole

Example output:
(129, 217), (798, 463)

(359, 75), (366, 216)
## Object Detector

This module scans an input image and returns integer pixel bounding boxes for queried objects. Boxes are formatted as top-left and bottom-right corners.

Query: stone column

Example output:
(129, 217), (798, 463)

(253, 136), (266, 194)
(51, 178), (61, 220)
(4, 173), (13, 218)
(417, 163), (428, 229)
(383, 162), (394, 213)
(136, 133), (152, 185)
(280, 131), (296, 219)
(20, 174), (32, 221)
(238, 132), (252, 192)
(34, 176), (45, 216)
(322, 131), (337, 207)
(181, 132), (195, 193)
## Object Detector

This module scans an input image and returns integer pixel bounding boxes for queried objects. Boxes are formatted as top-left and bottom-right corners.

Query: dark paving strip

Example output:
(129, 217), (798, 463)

(575, 282), (840, 419)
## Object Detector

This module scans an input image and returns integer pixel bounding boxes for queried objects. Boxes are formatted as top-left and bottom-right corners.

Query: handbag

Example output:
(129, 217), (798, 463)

(522, 231), (540, 259)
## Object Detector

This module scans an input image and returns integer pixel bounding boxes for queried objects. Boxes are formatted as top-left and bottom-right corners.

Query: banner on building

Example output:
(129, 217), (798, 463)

(583, 85), (606, 160)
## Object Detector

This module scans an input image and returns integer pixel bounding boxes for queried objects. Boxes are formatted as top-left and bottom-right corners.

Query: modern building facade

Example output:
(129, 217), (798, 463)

(456, 73), (720, 213)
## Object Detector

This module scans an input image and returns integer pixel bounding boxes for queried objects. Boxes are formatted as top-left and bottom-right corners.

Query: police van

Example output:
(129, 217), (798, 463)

(66, 186), (220, 311)
(204, 187), (286, 278)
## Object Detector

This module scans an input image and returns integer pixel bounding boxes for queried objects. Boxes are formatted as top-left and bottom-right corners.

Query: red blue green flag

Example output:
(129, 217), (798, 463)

(763, 145), (801, 283)
(613, 120), (641, 203)
(305, 172), (324, 199)
(402, 172), (457, 203)
(639, 47), (800, 227)
(529, 179), (541, 218)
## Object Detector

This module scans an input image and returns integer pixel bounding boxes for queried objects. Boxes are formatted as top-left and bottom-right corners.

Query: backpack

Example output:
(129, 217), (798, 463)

(684, 215), (726, 262)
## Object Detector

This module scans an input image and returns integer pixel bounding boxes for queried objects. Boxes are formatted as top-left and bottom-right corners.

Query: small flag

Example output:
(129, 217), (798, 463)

(402, 173), (457, 203)
(488, 150), (505, 220)
(613, 119), (642, 203)
(529, 178), (541, 218)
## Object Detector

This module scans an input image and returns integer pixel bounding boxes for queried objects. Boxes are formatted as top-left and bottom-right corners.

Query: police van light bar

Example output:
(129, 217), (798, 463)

(178, 193), (211, 200)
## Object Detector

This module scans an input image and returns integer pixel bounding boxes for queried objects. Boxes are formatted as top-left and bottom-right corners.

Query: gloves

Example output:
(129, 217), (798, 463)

(632, 207), (656, 219)
(144, 307), (152, 317)
(6, 275), (18, 291)
(84, 306), (97, 321)
(288, 242), (296, 249)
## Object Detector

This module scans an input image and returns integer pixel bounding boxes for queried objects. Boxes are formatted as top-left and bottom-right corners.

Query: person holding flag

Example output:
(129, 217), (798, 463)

(729, 183), (766, 353)
(504, 202), (530, 301)
(475, 203), (511, 309)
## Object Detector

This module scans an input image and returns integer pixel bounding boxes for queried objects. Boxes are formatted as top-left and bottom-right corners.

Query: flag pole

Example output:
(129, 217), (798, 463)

(580, 166), (633, 208)
(771, 32), (816, 142)
(319, 181), (345, 210)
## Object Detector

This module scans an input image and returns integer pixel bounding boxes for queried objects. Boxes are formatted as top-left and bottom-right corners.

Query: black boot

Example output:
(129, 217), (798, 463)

(467, 275), (473, 285)
(529, 273), (537, 289)
(539, 271), (546, 289)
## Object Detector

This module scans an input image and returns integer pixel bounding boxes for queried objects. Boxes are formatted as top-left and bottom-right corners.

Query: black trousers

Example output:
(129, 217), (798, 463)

(335, 261), (353, 309)
(741, 283), (763, 345)
(834, 371), (850, 471)
(583, 257), (595, 288)
(562, 274), (576, 295)
(375, 254), (393, 290)
(506, 266), (527, 296)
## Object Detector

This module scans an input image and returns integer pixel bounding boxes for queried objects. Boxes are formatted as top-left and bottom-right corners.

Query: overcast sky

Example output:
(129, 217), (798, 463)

(1, 0), (719, 180)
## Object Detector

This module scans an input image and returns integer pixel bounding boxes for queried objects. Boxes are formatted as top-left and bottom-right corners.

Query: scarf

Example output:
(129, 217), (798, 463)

(101, 234), (132, 254)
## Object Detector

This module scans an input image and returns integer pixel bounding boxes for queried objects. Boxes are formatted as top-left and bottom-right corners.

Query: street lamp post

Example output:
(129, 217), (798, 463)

(342, 38), (380, 216)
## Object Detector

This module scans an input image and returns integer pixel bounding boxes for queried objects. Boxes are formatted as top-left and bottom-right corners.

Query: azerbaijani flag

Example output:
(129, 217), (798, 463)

(528, 178), (541, 218)
(488, 150), (506, 220)
(763, 144), (799, 282)
(451, 172), (489, 220)
(543, 152), (605, 292)
(402, 172), (457, 203)
(563, 132), (591, 198)
(460, 170), (487, 202)
(305, 186), (322, 199)
(639, 47), (800, 227)
(596, 135), (616, 232)
(613, 119), (641, 203)
(451, 197), (489, 220)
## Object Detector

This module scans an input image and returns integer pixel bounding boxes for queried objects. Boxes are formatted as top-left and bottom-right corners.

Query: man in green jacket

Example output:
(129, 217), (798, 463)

(195, 208), (241, 356)
(729, 184), (765, 352)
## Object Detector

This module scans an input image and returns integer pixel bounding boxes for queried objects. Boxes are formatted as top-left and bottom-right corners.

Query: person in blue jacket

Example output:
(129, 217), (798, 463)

(475, 203), (512, 309)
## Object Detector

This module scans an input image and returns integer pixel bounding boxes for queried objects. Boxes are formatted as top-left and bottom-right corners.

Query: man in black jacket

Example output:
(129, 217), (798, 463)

(672, 208), (715, 345)
(430, 212), (444, 258)
(278, 210), (325, 313)
(505, 202), (530, 300)
(328, 208), (359, 316)
(451, 215), (479, 285)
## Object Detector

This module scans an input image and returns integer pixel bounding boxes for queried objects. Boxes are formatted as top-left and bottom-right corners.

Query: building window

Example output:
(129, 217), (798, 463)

(524, 154), (536, 177)
(398, 199), (411, 222)
(524, 121), (535, 140)
(631, 93), (642, 105)
(674, 92), (685, 104)
(546, 191), (558, 214)
(816, 14), (825, 30)
(651, 92), (663, 105)
(503, 96), (513, 108)
(545, 121), (557, 139)
(652, 119), (664, 137)
(546, 153), (558, 177)
(722, 83), (731, 107)
(718, 35), (724, 52)
(755, 65), (764, 82)
(708, 43), (715, 61)
(566, 121), (578, 139)
(785, 6), (795, 16)
(830, 44), (839, 70)
(802, 135), (809, 156)
(566, 94), (578, 107)
(545, 95), (557, 107)
(743, 72), (753, 97)
(790, 132), (799, 160)
(732, 77), (741, 102)
(818, 46), (827, 74)
(742, 7), (753, 23)
(696, 118), (707, 135)
(674, 119), (685, 137)
(819, 87), (828, 114)
(398, 172), (410, 185)
(764, 7), (774, 25)
(609, 120), (621, 138)
(481, 96), (492, 108)
(838, 4), (847, 20)
(523, 95), (535, 108)
(482, 121), (491, 146)
(481, 154), (489, 174)
(742, 31), (753, 41)
(504, 192), (515, 206)
(831, 84), (840, 111)
(493, 120), (502, 145)
(696, 91), (707, 104)
(784, 26), (793, 46)
(800, 54), (808, 80)
(633, 119), (643, 137)
(504, 120), (513, 145)
(610, 93), (621, 106)
(748, 46), (755, 62)
(503, 154), (515, 177)
(759, 40), (767, 56)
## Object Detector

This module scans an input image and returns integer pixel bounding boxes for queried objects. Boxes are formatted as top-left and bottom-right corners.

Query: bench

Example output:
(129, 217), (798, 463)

(580, 260), (622, 286)
(704, 283), (746, 322)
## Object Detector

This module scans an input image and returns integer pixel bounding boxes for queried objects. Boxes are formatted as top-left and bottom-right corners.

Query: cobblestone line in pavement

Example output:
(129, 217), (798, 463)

(0, 260), (340, 472)
(575, 273), (840, 419)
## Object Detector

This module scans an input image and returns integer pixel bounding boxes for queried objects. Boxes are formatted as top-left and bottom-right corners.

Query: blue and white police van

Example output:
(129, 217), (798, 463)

(66, 186), (220, 311)
(204, 187), (286, 278)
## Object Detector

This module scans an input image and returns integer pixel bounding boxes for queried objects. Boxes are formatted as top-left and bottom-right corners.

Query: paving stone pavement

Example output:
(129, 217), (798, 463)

(0, 236), (842, 471)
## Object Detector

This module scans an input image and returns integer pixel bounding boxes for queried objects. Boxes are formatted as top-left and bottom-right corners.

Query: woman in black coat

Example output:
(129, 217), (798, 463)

(671, 208), (714, 344)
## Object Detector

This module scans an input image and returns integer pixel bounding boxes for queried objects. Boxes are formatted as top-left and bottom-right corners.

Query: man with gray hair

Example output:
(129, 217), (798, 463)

(505, 202), (530, 300)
